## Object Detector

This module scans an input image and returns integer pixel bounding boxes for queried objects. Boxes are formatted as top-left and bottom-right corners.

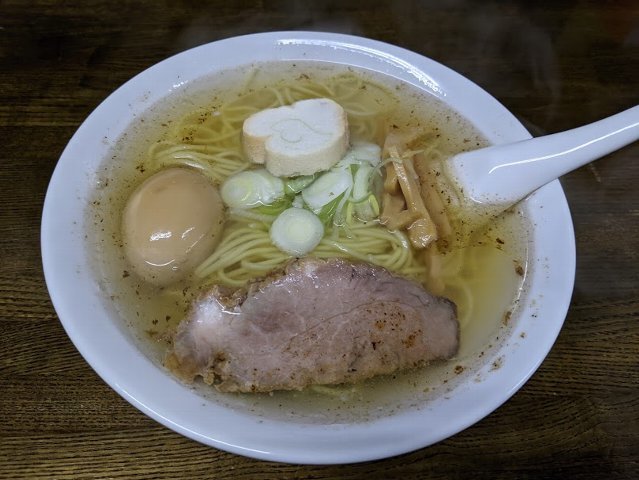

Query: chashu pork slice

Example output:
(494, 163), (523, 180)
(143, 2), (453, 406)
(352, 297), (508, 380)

(165, 258), (458, 393)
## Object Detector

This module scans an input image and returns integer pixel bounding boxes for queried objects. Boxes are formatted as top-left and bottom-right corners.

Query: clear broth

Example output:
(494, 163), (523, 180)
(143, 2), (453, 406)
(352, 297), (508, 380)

(88, 62), (530, 423)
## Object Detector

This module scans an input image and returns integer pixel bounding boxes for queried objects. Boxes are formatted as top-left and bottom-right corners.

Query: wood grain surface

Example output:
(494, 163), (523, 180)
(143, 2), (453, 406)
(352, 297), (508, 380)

(1, 1), (638, 478)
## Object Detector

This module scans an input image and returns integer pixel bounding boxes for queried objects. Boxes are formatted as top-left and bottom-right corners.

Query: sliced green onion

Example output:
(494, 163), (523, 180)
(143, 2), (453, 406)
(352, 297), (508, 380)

(337, 141), (382, 168)
(292, 194), (304, 208)
(254, 197), (292, 216)
(352, 164), (374, 202)
(284, 174), (317, 195)
(354, 194), (380, 221)
(270, 208), (324, 256)
(221, 168), (284, 208)
(332, 183), (353, 227)
(316, 193), (344, 225)
(301, 168), (352, 212)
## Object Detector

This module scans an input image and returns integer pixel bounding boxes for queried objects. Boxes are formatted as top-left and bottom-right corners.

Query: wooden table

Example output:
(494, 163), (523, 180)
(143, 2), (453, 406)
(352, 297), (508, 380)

(2, 1), (638, 478)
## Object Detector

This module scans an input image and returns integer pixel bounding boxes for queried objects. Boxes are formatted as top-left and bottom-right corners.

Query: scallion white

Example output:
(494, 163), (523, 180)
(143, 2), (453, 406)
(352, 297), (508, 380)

(270, 208), (325, 256)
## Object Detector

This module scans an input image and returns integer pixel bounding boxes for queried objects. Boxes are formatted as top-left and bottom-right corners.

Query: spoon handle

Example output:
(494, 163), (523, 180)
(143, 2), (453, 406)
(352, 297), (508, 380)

(447, 105), (639, 207)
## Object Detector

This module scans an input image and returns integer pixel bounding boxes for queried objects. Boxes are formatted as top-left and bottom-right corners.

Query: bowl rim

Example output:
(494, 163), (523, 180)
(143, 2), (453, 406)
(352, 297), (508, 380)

(41, 31), (576, 464)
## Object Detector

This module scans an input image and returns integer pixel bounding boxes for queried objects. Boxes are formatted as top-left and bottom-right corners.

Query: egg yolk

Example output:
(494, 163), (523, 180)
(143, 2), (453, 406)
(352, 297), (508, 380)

(122, 168), (224, 286)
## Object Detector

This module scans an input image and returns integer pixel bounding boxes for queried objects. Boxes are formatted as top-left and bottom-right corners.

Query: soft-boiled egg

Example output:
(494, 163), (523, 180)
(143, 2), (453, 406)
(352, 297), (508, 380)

(122, 168), (225, 286)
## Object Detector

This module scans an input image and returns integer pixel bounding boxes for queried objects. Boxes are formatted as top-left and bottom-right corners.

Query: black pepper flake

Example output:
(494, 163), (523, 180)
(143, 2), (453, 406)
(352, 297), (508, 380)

(503, 310), (512, 325)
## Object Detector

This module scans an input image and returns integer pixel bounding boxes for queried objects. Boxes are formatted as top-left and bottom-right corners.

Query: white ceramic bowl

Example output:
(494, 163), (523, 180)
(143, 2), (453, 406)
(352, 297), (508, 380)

(41, 32), (575, 464)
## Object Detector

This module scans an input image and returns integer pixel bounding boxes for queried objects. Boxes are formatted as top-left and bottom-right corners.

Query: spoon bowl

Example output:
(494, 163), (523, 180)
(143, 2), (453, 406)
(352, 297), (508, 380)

(445, 105), (639, 220)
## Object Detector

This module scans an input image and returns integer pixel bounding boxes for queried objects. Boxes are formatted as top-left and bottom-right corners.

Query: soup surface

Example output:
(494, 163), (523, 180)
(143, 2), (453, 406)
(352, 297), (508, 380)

(88, 61), (530, 423)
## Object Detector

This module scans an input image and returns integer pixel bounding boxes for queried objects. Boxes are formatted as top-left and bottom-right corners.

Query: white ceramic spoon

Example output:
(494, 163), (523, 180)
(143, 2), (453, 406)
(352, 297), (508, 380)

(445, 105), (639, 219)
